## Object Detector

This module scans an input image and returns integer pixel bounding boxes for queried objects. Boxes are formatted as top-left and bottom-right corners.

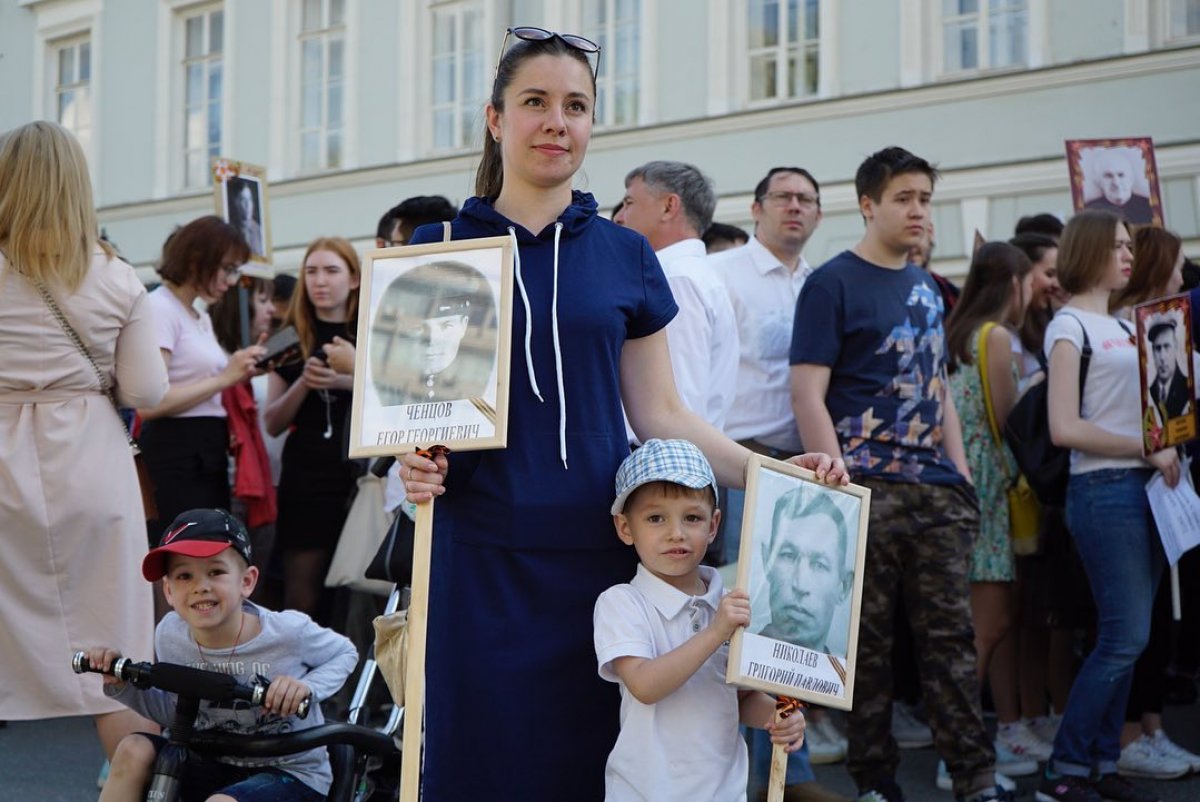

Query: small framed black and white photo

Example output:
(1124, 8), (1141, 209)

(213, 158), (272, 263)
(727, 455), (871, 709)
(348, 236), (514, 457)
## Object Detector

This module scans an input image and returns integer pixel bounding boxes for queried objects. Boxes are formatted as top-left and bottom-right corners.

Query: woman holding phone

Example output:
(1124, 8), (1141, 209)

(264, 237), (359, 622)
(138, 217), (264, 546)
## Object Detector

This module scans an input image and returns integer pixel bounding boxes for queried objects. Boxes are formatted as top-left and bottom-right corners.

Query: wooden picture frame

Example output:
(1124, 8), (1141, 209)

(726, 455), (871, 710)
(1135, 293), (1197, 454)
(212, 158), (273, 263)
(349, 236), (514, 457)
(1064, 137), (1164, 227)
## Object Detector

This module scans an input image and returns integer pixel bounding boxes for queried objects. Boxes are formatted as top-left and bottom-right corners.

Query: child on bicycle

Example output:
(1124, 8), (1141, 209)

(593, 439), (807, 801)
(85, 508), (358, 802)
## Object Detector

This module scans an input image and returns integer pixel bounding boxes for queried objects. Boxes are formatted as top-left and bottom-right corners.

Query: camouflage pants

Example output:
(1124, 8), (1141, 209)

(847, 479), (996, 797)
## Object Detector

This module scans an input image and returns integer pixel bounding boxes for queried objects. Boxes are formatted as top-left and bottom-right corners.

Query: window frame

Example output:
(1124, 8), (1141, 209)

(579, 0), (645, 129)
(50, 34), (94, 156)
(743, 0), (822, 106)
(295, 0), (349, 174)
(1165, 0), (1200, 43)
(179, 4), (225, 190)
(428, 1), (489, 152)
(935, 0), (1032, 76)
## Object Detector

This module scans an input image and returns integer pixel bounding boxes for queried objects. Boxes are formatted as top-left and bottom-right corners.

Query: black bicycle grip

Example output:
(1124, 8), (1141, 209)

(71, 653), (310, 718)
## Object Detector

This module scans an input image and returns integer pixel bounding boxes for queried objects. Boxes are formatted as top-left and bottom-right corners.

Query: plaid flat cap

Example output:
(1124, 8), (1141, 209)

(611, 438), (719, 515)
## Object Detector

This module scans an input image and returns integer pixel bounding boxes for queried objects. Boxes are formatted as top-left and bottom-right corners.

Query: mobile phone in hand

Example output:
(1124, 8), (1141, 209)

(255, 326), (301, 370)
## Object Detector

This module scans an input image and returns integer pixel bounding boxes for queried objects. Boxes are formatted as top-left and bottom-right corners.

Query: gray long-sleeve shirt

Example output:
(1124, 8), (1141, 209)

(109, 601), (358, 795)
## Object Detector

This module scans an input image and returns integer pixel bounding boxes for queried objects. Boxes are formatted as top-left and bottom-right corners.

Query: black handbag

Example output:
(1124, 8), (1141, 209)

(364, 457), (414, 588)
(1003, 313), (1090, 507)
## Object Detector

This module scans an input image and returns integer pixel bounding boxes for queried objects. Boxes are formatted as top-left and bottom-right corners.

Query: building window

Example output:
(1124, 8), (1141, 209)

(431, 4), (486, 150)
(182, 8), (223, 188)
(582, 0), (640, 126)
(747, 0), (819, 103)
(1169, 0), (1200, 39)
(942, 0), (1027, 73)
(299, 0), (345, 171)
(53, 37), (92, 154)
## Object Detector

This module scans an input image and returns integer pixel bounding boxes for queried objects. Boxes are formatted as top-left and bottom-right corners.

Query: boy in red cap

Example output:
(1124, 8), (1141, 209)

(84, 508), (358, 802)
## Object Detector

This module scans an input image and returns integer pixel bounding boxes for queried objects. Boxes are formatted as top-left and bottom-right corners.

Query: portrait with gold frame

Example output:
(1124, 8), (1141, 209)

(726, 455), (871, 710)
(212, 158), (272, 264)
(349, 236), (514, 458)
(1135, 294), (1196, 455)
(1065, 137), (1163, 227)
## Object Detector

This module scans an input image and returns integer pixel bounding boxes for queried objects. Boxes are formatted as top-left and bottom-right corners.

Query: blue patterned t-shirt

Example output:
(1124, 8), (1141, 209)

(790, 250), (964, 485)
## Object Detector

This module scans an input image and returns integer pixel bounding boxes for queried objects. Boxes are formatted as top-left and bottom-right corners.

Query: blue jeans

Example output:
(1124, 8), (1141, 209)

(746, 726), (815, 795)
(1051, 468), (1165, 777)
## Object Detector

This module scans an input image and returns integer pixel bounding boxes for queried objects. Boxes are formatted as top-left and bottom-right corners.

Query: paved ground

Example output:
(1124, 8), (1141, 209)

(4, 705), (1200, 800)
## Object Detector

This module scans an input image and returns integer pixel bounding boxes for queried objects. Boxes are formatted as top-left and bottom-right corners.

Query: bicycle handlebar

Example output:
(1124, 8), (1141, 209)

(72, 652), (310, 719)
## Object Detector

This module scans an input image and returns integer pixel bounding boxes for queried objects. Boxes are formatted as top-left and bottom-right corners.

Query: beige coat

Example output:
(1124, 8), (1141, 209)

(0, 249), (167, 718)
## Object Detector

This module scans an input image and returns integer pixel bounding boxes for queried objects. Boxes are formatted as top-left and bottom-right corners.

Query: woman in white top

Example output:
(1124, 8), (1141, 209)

(1039, 210), (1180, 802)
(137, 216), (264, 547)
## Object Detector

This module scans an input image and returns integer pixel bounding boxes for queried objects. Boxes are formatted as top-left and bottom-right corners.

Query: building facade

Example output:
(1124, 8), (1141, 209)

(2, 0), (1199, 279)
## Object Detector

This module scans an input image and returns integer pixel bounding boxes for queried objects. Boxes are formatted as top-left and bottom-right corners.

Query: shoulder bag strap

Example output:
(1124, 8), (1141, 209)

(1057, 311), (1093, 412)
(977, 322), (1004, 448)
(29, 276), (138, 451)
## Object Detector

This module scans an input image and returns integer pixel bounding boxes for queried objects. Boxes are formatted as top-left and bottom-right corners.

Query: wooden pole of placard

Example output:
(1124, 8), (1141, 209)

(399, 496), (435, 801)
(767, 736), (787, 802)
(768, 696), (805, 801)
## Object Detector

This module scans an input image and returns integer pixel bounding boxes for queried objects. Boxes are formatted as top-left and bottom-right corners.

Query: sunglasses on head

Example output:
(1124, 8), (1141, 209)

(498, 26), (602, 79)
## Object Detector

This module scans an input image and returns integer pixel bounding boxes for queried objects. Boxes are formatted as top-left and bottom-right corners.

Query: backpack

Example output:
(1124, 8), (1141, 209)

(1003, 313), (1090, 507)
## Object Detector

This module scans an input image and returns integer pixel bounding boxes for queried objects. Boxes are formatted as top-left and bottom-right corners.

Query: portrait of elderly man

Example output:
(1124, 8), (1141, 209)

(1148, 318), (1191, 422)
(370, 260), (496, 406)
(1082, 146), (1155, 225)
(757, 484), (855, 658)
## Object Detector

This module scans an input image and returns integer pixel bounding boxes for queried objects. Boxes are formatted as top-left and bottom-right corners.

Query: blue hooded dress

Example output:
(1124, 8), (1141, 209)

(407, 191), (678, 800)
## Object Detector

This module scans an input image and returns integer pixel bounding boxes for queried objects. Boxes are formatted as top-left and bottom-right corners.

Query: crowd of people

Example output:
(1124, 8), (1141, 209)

(2, 25), (1200, 802)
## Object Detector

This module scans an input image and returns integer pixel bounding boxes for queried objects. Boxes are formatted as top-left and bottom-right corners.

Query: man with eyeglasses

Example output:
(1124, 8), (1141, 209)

(710, 166), (824, 544)
(711, 167), (851, 802)
(616, 160), (738, 435)
(374, 195), (459, 249)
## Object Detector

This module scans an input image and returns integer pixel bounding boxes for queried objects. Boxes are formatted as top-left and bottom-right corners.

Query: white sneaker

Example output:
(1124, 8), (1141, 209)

(996, 720), (1053, 763)
(1150, 729), (1200, 773)
(892, 701), (933, 749)
(806, 714), (847, 764)
(1025, 714), (1061, 746)
(1116, 734), (1190, 779)
(936, 761), (1016, 792)
(993, 740), (1039, 776)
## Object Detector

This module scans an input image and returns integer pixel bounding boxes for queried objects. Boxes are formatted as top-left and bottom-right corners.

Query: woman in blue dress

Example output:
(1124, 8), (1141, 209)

(400, 29), (845, 800)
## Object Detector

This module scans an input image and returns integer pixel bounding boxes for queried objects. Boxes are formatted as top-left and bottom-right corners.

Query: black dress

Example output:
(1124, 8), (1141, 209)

(274, 320), (358, 552)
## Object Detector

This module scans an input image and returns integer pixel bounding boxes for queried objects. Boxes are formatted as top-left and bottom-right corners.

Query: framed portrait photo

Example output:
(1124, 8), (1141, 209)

(348, 236), (514, 458)
(1064, 137), (1163, 227)
(212, 158), (272, 263)
(726, 455), (871, 710)
(1135, 294), (1197, 454)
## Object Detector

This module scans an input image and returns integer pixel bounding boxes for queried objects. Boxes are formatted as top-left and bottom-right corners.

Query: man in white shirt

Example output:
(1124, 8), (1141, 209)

(711, 166), (823, 463)
(616, 161), (738, 431)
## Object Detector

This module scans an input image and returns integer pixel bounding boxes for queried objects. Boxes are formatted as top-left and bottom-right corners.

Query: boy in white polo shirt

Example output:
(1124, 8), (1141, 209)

(594, 439), (806, 801)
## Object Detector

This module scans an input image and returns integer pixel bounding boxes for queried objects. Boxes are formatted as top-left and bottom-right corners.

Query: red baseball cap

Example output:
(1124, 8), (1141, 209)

(143, 508), (253, 581)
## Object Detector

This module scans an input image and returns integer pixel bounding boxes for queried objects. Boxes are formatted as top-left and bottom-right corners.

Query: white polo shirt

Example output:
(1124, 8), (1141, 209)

(710, 236), (811, 452)
(594, 564), (747, 802)
(658, 238), (740, 431)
